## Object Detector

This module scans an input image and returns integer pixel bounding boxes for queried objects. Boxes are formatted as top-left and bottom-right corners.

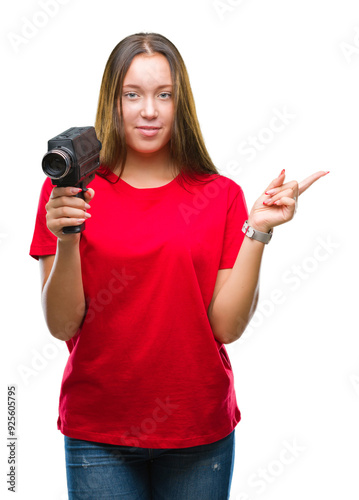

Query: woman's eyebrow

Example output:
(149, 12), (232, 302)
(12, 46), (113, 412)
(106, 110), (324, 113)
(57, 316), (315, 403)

(122, 84), (173, 89)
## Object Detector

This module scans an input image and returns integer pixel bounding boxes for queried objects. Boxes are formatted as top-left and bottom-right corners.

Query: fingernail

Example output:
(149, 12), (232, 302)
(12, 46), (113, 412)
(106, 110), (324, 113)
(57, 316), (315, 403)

(325, 171), (330, 175)
(279, 169), (285, 177)
(71, 187), (82, 194)
(84, 212), (91, 218)
(265, 189), (277, 195)
(85, 203), (91, 209)
(77, 219), (85, 223)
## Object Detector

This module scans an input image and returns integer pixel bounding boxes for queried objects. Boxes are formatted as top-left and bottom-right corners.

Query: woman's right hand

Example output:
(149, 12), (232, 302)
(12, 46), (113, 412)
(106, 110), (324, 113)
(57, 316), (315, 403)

(45, 186), (95, 241)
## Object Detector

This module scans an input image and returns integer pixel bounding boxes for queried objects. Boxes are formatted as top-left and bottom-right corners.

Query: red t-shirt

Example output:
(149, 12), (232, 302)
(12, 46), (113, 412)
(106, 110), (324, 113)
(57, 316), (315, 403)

(29, 168), (248, 448)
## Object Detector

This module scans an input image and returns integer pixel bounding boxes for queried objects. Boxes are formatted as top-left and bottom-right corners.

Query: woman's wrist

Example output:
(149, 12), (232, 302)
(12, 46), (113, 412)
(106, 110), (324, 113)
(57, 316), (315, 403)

(246, 217), (273, 234)
(57, 235), (81, 253)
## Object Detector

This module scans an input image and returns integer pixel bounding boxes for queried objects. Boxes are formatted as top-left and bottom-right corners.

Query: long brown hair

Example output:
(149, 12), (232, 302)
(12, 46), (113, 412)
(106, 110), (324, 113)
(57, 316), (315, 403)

(95, 32), (219, 187)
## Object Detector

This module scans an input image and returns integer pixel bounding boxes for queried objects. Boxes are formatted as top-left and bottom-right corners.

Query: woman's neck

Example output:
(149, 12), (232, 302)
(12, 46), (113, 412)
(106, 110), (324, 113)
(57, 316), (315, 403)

(117, 144), (178, 186)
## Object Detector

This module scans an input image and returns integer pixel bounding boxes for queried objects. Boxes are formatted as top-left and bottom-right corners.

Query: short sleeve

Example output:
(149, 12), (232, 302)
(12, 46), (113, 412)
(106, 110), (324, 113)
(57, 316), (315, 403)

(29, 177), (57, 261)
(218, 184), (249, 269)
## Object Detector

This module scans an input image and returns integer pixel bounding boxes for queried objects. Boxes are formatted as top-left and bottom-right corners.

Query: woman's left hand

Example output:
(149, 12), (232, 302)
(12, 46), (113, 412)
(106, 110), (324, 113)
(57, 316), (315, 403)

(247, 169), (329, 233)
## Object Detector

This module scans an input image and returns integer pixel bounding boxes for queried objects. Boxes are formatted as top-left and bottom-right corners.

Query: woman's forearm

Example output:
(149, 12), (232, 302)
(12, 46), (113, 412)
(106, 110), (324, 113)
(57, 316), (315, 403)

(41, 239), (85, 341)
(208, 235), (265, 344)
(208, 168), (329, 345)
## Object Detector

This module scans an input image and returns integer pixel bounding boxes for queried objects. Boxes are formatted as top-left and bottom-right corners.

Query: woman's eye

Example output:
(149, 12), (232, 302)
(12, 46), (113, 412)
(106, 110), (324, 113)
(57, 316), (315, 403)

(124, 92), (138, 99)
(159, 92), (171, 99)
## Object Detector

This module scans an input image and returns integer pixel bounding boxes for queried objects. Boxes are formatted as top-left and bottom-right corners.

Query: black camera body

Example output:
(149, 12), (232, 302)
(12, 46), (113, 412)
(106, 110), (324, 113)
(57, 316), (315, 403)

(42, 126), (102, 233)
(42, 126), (101, 188)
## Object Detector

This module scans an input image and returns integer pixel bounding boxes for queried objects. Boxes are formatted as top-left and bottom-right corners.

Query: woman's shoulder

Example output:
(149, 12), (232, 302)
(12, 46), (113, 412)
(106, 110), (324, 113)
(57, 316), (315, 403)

(196, 171), (244, 197)
(178, 170), (245, 209)
(182, 170), (242, 188)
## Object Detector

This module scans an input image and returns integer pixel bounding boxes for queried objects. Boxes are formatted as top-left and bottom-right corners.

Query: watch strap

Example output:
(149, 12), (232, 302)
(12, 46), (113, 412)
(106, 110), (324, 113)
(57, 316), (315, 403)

(242, 220), (273, 244)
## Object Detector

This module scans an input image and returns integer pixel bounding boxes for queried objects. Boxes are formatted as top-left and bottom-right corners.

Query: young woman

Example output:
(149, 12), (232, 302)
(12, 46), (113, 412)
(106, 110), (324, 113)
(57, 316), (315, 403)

(30, 33), (328, 500)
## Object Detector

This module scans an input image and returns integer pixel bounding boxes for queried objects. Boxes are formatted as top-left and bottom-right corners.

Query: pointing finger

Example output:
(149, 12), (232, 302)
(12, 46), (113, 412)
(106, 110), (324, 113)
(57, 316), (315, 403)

(298, 171), (329, 196)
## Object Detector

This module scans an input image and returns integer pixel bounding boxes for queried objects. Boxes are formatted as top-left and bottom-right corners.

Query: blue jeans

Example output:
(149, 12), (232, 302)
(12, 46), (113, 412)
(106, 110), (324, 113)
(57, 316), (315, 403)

(64, 430), (235, 499)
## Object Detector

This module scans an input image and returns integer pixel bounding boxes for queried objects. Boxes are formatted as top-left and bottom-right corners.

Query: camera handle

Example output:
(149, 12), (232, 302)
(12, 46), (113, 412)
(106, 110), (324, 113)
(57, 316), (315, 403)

(62, 187), (88, 234)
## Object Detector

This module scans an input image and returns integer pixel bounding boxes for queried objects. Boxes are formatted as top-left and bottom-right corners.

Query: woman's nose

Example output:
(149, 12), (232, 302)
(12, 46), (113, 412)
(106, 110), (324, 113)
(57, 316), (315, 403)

(140, 97), (158, 119)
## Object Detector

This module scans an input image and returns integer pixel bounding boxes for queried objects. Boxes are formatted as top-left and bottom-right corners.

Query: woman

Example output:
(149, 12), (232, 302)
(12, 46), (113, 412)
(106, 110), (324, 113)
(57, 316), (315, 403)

(30, 33), (328, 500)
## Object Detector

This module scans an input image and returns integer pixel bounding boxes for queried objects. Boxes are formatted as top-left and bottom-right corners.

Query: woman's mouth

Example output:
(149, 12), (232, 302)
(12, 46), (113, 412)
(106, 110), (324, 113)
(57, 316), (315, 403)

(136, 126), (161, 137)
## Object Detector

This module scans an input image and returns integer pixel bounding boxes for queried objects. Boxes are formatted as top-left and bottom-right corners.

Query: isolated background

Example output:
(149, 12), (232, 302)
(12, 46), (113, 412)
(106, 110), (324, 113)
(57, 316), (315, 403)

(1, 0), (358, 499)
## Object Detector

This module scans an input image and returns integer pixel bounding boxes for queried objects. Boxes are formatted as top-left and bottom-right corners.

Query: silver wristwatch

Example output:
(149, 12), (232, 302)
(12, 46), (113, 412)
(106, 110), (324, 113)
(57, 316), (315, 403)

(242, 220), (273, 244)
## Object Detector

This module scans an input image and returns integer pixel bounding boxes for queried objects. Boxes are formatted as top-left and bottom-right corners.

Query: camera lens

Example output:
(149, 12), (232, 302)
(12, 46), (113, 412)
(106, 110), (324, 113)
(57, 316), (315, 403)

(42, 149), (72, 179)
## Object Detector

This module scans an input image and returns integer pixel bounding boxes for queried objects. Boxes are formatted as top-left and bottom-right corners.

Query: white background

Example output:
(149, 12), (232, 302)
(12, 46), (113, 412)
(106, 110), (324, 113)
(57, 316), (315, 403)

(1, 0), (358, 499)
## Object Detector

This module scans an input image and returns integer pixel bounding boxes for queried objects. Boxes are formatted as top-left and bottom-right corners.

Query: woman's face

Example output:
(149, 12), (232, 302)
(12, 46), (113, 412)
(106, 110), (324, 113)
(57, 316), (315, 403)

(119, 53), (174, 155)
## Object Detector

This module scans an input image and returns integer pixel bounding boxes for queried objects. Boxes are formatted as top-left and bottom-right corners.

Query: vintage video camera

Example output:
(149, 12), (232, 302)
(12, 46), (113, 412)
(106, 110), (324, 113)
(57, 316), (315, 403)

(42, 126), (102, 234)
